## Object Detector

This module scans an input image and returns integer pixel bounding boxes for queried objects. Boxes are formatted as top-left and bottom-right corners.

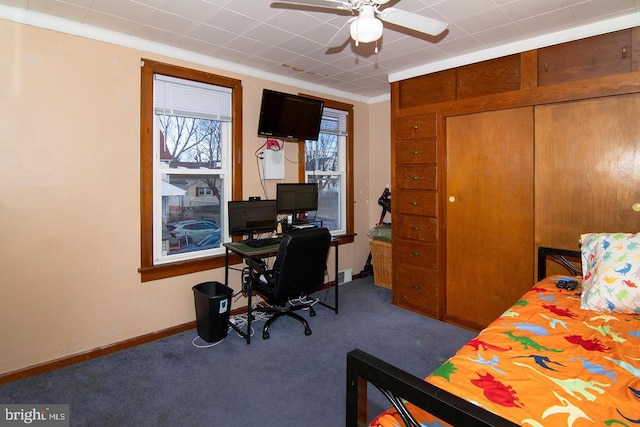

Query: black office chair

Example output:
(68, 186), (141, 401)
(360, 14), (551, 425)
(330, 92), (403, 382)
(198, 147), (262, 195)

(249, 227), (331, 339)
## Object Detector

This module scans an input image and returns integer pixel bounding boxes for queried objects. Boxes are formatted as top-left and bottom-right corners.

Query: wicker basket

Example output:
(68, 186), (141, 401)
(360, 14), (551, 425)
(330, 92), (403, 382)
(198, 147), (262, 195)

(369, 239), (392, 288)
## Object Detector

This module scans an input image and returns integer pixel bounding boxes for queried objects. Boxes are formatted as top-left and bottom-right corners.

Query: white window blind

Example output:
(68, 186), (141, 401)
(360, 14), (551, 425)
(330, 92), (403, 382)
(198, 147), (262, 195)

(154, 74), (232, 121)
(320, 107), (348, 136)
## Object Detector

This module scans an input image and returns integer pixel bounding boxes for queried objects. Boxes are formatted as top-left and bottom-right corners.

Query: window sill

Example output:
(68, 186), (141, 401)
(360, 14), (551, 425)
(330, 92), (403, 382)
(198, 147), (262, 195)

(139, 252), (242, 282)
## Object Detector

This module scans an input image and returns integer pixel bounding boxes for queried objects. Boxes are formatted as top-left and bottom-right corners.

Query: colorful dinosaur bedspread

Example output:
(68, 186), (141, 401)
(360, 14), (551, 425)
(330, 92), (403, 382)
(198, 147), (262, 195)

(370, 276), (640, 427)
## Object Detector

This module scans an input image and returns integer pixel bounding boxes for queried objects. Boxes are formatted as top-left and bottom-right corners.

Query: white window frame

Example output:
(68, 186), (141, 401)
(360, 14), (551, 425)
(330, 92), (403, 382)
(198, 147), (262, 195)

(139, 59), (243, 282)
(306, 107), (349, 236)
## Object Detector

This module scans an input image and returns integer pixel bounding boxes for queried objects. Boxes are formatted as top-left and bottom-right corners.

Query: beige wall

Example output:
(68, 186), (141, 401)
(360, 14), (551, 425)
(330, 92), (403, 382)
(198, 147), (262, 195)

(0, 18), (390, 375)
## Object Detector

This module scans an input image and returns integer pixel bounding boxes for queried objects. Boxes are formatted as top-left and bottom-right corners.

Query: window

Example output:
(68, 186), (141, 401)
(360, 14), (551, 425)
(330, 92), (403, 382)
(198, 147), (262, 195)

(139, 59), (242, 281)
(302, 98), (353, 236)
(196, 187), (213, 196)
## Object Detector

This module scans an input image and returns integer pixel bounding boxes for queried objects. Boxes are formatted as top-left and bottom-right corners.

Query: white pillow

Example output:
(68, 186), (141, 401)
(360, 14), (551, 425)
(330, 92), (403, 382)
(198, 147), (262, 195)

(580, 232), (640, 314)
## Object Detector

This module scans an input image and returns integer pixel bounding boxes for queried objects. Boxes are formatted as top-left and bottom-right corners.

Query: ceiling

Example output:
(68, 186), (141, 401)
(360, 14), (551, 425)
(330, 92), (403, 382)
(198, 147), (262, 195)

(1, 0), (639, 102)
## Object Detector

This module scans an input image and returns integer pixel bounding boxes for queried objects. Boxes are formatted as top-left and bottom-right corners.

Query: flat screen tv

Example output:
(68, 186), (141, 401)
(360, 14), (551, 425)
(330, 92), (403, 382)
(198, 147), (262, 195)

(227, 199), (277, 240)
(257, 89), (324, 141)
(276, 183), (318, 223)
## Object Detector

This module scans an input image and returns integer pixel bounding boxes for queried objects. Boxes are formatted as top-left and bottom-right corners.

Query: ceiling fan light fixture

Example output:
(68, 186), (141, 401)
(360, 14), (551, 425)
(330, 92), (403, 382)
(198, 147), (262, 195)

(349, 15), (383, 44)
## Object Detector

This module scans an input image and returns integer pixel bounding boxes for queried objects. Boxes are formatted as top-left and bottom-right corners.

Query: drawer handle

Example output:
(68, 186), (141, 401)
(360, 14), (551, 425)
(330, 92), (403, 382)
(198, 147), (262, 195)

(410, 150), (421, 155)
(412, 125), (419, 130)
(409, 252), (421, 257)
(409, 201), (420, 206)
(410, 176), (420, 180)
(622, 46), (628, 59)
(410, 226), (422, 231)
(410, 285), (422, 290)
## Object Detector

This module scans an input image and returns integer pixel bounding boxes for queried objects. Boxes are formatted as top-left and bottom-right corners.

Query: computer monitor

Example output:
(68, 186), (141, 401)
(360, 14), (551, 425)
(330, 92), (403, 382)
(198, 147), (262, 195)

(227, 199), (277, 240)
(276, 183), (318, 224)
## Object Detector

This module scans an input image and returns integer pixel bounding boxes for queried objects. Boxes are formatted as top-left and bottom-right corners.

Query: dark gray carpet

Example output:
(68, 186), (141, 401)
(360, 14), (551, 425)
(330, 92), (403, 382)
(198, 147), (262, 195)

(0, 277), (475, 426)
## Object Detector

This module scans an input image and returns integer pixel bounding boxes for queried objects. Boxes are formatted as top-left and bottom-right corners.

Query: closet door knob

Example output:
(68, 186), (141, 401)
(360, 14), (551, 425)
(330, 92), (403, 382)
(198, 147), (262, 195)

(632, 202), (640, 212)
(449, 196), (456, 203)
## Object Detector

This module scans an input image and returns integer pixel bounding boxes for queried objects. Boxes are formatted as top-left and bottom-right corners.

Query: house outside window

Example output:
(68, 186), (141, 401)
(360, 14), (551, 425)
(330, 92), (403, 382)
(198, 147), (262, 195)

(140, 59), (242, 281)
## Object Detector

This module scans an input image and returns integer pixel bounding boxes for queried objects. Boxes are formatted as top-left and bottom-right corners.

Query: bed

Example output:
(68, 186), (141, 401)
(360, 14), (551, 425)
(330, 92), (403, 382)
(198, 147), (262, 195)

(347, 236), (640, 427)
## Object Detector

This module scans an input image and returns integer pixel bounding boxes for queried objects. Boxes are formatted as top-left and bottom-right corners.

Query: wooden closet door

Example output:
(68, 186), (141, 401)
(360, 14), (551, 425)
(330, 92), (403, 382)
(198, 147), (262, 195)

(446, 108), (534, 329)
(536, 93), (640, 249)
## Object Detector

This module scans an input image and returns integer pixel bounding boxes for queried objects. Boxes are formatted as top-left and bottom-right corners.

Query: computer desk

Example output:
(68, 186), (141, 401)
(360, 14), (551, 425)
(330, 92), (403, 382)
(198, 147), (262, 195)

(224, 234), (350, 344)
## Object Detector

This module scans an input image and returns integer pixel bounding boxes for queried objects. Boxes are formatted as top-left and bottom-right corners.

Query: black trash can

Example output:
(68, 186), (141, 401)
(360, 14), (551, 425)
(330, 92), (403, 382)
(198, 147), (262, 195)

(193, 281), (233, 343)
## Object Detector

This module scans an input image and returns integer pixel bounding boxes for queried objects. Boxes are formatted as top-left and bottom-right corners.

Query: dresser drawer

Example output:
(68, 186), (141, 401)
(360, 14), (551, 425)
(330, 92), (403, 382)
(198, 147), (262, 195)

(394, 239), (437, 268)
(395, 114), (437, 140)
(394, 190), (436, 216)
(392, 262), (439, 315)
(396, 166), (436, 190)
(395, 139), (437, 165)
(394, 215), (437, 242)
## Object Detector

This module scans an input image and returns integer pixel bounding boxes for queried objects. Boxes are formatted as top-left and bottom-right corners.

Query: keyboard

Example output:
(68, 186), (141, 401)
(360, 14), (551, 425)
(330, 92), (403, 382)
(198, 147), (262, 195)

(241, 237), (282, 248)
(291, 223), (315, 229)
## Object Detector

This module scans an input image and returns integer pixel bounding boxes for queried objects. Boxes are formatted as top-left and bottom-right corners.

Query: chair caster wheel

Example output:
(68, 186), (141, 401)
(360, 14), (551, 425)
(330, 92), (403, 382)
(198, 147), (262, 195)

(310, 308), (316, 317)
(305, 328), (312, 336)
(263, 331), (270, 340)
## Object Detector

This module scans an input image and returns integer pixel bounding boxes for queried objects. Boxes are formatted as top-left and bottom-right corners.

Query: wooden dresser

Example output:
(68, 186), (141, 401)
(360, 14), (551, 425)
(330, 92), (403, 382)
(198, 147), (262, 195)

(391, 113), (440, 317)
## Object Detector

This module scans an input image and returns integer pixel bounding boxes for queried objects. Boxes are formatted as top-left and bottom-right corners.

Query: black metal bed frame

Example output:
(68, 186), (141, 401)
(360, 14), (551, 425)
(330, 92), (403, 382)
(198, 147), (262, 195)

(346, 246), (582, 427)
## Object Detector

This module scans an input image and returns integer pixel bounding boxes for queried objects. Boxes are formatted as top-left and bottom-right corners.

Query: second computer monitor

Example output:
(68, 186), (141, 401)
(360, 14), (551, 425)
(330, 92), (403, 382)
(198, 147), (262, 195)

(276, 183), (318, 223)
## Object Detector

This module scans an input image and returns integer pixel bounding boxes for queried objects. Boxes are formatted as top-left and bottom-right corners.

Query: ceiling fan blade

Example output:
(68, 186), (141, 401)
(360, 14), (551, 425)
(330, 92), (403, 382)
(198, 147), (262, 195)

(378, 7), (447, 36)
(271, 0), (353, 11)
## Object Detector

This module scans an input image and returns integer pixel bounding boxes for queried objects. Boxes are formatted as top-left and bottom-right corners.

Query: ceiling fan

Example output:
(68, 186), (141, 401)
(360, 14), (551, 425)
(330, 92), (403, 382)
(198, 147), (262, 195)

(272, 0), (448, 51)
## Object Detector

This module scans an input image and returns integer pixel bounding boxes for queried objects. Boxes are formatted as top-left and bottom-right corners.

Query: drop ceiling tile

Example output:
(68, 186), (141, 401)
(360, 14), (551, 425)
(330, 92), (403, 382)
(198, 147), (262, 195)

(223, 36), (273, 57)
(243, 23), (297, 46)
(26, 0), (88, 22)
(205, 8), (261, 34)
(473, 22), (526, 45)
(300, 21), (347, 46)
(145, 9), (198, 34)
(265, 9), (325, 35)
(223, 0), (281, 21)
(256, 46), (301, 64)
(516, 7), (577, 34)
(431, 0), (500, 21)
(60, 0), (94, 7)
(500, 0), (566, 21)
(209, 45), (251, 63)
(133, 0), (163, 7)
(437, 35), (485, 55)
(570, 0), (637, 21)
(188, 23), (237, 45)
(1, 0), (27, 7)
(306, 62), (349, 78)
(155, 0), (218, 22)
(173, 36), (217, 56)
(84, 10), (140, 34)
(456, 7), (513, 34)
(276, 35), (324, 55)
(91, 0), (154, 22)
(131, 24), (184, 45)
(284, 55), (327, 71)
